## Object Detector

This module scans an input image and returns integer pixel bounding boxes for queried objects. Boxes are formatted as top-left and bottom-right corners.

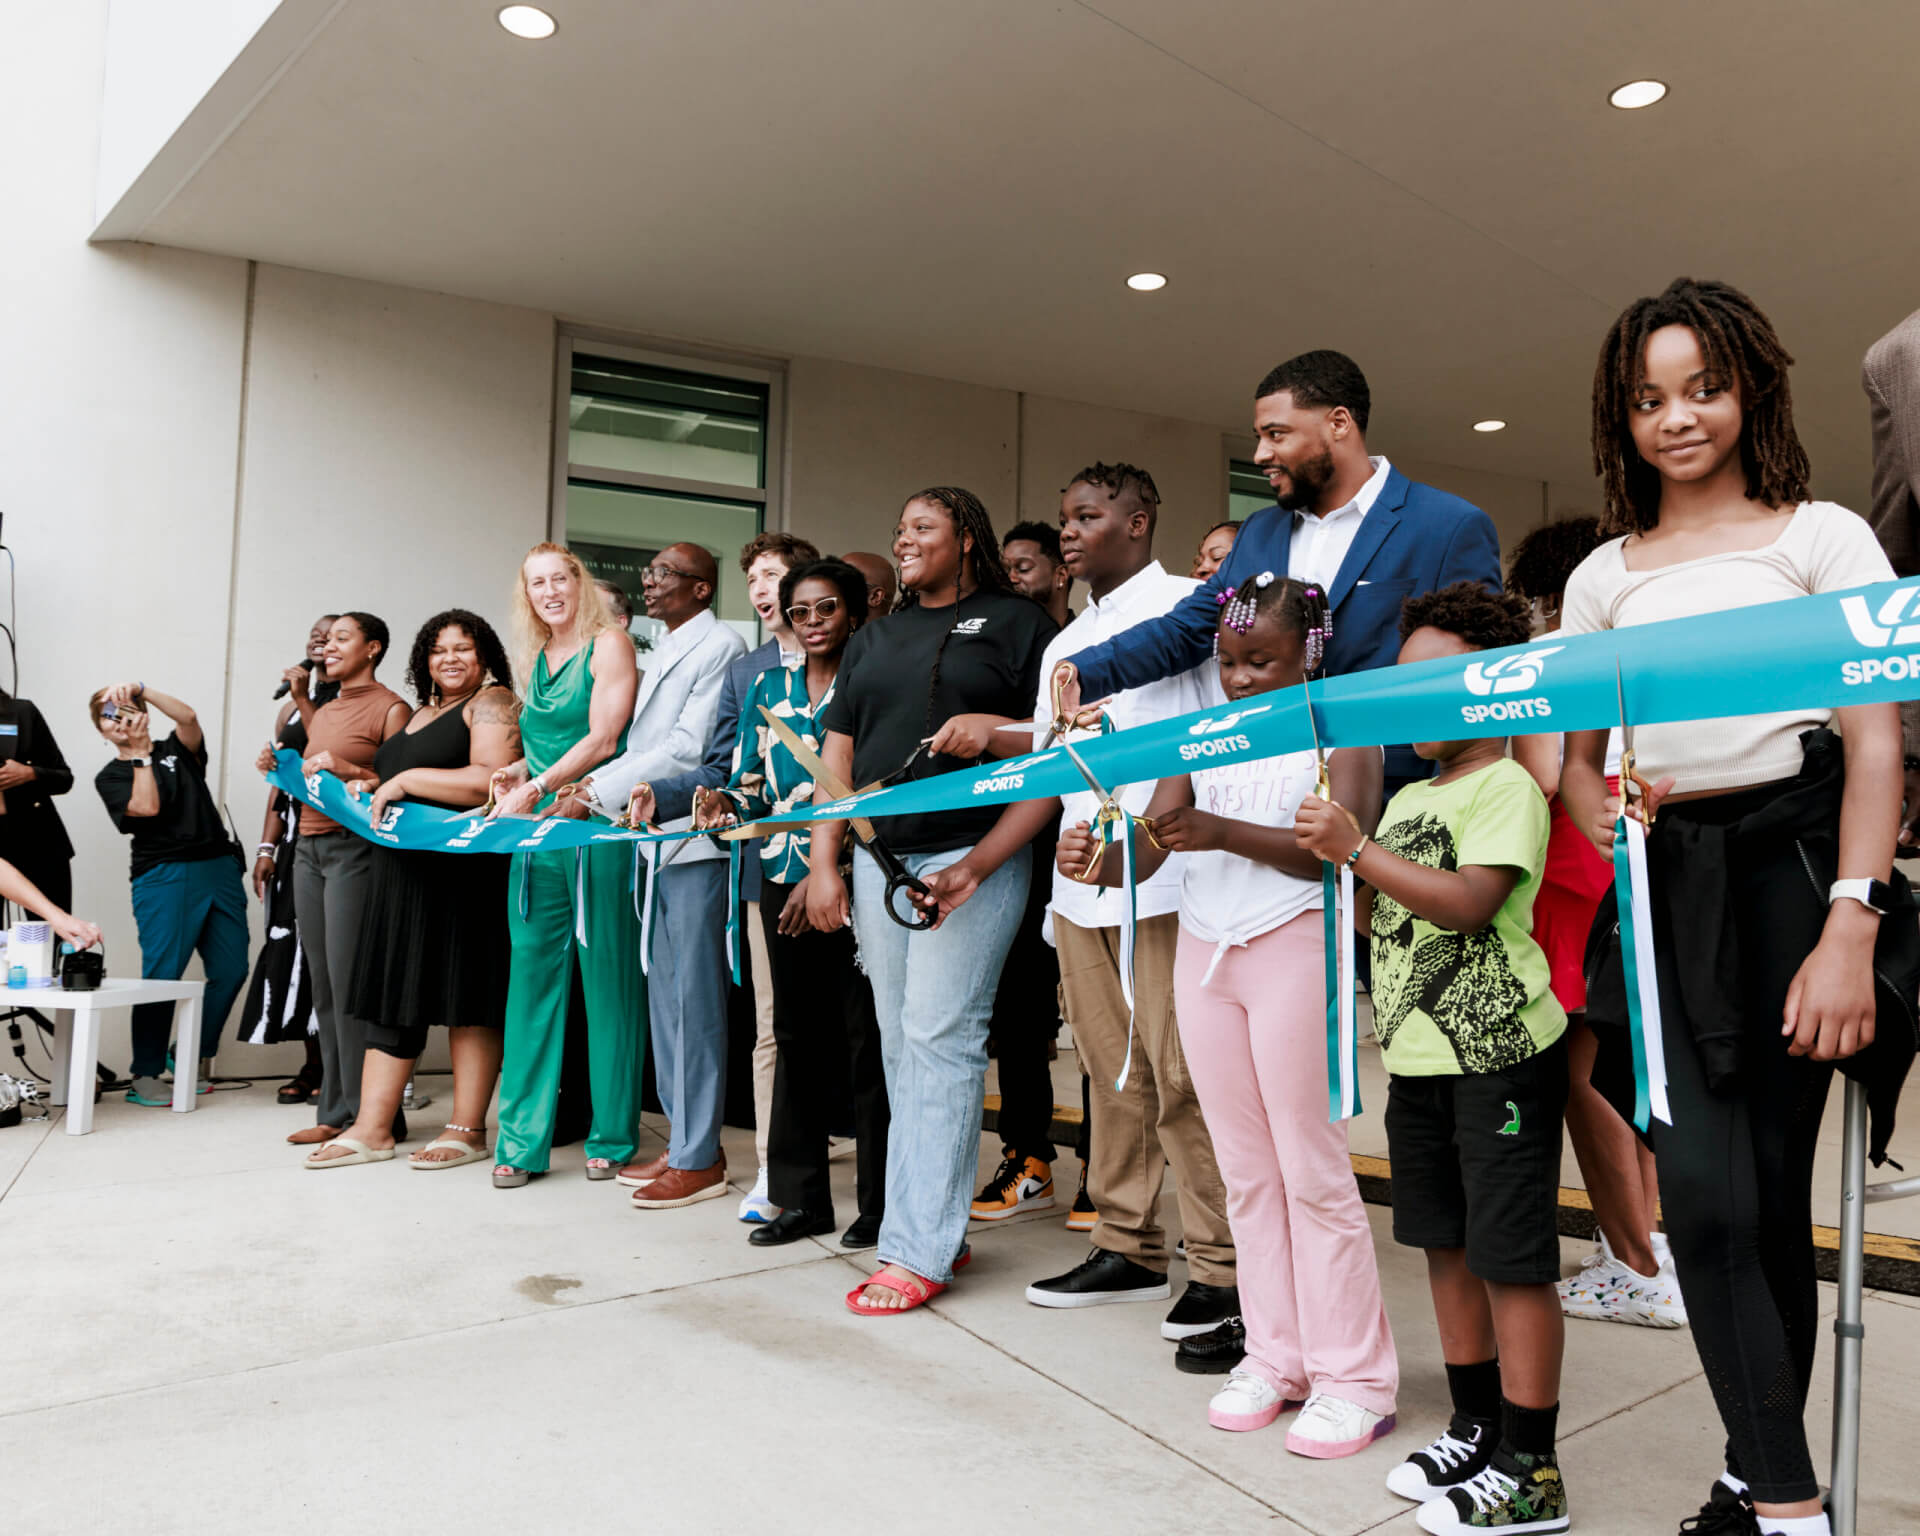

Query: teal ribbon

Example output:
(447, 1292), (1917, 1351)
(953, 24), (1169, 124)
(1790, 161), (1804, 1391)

(266, 750), (703, 856)
(768, 579), (1920, 831)
(725, 839), (744, 986)
(1610, 813), (1669, 1131)
(1321, 863), (1360, 1122)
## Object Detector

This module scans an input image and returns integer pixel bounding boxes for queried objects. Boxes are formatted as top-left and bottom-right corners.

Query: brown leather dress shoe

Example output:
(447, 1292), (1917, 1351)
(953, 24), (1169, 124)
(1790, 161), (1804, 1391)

(630, 1161), (728, 1208)
(615, 1150), (670, 1188)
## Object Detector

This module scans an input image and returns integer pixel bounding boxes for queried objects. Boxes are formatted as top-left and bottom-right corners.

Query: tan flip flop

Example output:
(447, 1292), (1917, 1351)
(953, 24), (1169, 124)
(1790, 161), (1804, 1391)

(411, 1138), (490, 1171)
(304, 1136), (395, 1169)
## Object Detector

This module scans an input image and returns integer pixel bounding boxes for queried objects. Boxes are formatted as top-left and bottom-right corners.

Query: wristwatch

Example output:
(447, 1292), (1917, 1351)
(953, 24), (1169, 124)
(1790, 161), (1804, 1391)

(129, 756), (151, 769)
(1829, 878), (1894, 915)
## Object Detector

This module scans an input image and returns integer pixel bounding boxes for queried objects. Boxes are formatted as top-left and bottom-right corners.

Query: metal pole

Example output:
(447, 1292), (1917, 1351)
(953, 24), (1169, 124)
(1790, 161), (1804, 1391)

(1830, 1077), (1868, 1536)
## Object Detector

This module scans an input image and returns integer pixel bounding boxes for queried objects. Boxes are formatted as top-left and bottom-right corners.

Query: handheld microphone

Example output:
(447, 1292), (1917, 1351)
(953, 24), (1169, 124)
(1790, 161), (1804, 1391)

(273, 657), (318, 700)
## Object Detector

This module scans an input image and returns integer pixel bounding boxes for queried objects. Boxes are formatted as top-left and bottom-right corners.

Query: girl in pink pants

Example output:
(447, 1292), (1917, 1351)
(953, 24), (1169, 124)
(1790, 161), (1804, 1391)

(1060, 573), (1397, 1457)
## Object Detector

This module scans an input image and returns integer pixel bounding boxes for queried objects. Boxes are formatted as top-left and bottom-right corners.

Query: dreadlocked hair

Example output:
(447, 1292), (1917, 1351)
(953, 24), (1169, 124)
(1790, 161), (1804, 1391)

(1399, 581), (1533, 652)
(1590, 276), (1809, 535)
(1218, 574), (1333, 675)
(1505, 516), (1605, 603)
(1067, 461), (1162, 526)
(405, 608), (515, 705)
(893, 486), (1013, 612)
(895, 486), (1014, 769)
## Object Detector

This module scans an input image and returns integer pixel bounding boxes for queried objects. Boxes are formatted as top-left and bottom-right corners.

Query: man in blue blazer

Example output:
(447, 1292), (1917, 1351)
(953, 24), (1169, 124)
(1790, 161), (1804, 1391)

(1064, 350), (1501, 788)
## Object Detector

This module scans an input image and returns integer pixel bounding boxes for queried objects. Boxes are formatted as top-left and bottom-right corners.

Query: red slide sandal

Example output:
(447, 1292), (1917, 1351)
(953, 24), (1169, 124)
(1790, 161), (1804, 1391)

(845, 1266), (948, 1316)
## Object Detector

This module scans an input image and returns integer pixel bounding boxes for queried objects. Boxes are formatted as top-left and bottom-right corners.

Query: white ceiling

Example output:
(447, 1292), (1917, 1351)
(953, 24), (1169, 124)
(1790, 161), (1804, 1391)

(109, 0), (1920, 511)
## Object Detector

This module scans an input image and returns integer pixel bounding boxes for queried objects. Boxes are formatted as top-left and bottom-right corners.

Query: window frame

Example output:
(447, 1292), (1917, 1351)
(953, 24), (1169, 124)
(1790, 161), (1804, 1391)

(550, 330), (786, 538)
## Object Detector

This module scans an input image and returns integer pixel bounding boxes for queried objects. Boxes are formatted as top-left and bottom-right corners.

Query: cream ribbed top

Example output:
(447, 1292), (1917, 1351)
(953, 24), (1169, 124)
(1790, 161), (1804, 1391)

(1558, 502), (1893, 793)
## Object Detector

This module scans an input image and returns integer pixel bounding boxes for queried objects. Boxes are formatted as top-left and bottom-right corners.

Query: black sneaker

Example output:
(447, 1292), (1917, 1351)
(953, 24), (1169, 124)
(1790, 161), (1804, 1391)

(1065, 1162), (1098, 1232)
(1174, 1314), (1246, 1374)
(1162, 1280), (1238, 1340)
(1414, 1447), (1568, 1533)
(1386, 1415), (1496, 1502)
(1677, 1480), (1758, 1533)
(1025, 1248), (1171, 1309)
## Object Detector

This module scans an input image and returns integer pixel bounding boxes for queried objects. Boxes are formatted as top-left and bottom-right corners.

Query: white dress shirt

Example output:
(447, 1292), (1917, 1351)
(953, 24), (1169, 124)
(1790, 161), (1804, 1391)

(1038, 561), (1215, 934)
(1285, 455), (1392, 591)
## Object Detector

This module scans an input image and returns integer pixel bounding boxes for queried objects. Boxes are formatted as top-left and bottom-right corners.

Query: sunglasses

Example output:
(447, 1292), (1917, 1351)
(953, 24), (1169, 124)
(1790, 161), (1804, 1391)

(785, 596), (844, 625)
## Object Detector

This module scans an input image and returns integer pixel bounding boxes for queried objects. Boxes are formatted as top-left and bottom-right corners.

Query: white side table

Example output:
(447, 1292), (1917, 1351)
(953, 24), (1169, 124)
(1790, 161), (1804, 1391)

(38, 977), (207, 1135)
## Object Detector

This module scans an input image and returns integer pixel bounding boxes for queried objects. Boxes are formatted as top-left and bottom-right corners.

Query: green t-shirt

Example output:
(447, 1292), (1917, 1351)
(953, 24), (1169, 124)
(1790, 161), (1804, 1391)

(1368, 757), (1566, 1076)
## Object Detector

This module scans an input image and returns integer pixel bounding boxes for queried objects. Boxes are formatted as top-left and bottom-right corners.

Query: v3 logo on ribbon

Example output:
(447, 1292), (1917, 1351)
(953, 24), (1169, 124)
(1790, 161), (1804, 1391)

(1840, 587), (1920, 647)
(1463, 646), (1564, 696)
(1187, 704), (1274, 735)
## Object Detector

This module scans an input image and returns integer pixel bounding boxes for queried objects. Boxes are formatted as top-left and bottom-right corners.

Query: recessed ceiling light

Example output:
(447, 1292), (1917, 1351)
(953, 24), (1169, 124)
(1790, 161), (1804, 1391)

(1472, 419), (1507, 433)
(498, 5), (557, 39)
(1126, 272), (1167, 292)
(1608, 79), (1667, 110)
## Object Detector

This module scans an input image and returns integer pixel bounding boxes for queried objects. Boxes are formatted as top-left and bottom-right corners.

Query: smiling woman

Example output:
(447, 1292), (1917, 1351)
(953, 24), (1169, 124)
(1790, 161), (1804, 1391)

(488, 541), (644, 1189)
(301, 611), (521, 1173)
(810, 488), (1056, 1313)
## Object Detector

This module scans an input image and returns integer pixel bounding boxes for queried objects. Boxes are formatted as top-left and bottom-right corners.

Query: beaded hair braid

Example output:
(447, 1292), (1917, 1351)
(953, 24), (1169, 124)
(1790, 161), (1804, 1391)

(1217, 572), (1333, 675)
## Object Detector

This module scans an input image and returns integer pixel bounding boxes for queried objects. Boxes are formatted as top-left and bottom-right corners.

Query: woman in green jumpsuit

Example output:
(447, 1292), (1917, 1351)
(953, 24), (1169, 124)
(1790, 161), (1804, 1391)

(490, 542), (646, 1187)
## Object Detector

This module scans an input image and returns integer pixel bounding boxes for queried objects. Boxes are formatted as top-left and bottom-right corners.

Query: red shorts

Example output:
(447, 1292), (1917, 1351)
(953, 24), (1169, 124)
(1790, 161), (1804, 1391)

(1534, 793), (1612, 1013)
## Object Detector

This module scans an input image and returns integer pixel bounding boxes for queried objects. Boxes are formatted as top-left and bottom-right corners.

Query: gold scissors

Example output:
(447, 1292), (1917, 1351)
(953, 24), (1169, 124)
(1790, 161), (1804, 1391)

(1040, 663), (1112, 751)
(1301, 670), (1333, 802)
(1615, 659), (1656, 826)
(1057, 736), (1166, 883)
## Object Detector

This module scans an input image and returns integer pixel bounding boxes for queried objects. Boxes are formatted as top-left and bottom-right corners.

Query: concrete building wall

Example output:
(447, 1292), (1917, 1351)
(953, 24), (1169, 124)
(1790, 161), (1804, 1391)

(4, 1), (1577, 1079)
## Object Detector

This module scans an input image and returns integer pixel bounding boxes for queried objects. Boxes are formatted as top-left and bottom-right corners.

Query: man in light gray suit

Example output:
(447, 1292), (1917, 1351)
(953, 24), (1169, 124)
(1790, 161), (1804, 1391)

(577, 541), (747, 1207)
(1865, 308), (1920, 844)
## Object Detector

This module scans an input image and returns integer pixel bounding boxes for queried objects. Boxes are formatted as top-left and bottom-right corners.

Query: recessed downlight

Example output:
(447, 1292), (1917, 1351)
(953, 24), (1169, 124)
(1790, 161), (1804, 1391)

(1472, 419), (1507, 433)
(1126, 272), (1167, 292)
(498, 5), (557, 39)
(1608, 79), (1667, 109)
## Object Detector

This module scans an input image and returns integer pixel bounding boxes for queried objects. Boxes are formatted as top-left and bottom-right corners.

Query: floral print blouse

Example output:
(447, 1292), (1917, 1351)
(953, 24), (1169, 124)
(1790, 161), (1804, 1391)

(719, 658), (837, 884)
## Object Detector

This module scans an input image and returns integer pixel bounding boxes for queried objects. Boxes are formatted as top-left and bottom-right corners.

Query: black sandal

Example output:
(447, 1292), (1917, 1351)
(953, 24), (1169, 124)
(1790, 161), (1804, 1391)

(277, 1074), (318, 1106)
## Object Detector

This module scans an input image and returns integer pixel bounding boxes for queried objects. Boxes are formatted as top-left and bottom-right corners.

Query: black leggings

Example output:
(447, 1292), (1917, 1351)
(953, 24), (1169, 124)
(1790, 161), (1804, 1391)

(1636, 811), (1835, 1505)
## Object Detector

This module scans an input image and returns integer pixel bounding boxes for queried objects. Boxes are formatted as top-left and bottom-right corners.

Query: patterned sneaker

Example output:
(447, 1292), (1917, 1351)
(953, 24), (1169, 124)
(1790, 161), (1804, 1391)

(970, 1152), (1054, 1221)
(1559, 1252), (1686, 1328)
(1676, 1479), (1757, 1533)
(1065, 1161), (1097, 1232)
(1387, 1416), (1497, 1502)
(1415, 1448), (1569, 1533)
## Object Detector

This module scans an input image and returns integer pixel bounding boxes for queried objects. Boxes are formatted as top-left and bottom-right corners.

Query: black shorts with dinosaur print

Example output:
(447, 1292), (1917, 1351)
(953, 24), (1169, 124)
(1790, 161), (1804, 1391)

(1384, 1038), (1568, 1283)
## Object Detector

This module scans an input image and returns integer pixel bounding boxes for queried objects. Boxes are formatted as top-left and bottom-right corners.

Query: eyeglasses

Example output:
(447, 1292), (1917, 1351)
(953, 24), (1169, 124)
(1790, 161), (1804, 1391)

(785, 597), (844, 625)
(641, 563), (700, 586)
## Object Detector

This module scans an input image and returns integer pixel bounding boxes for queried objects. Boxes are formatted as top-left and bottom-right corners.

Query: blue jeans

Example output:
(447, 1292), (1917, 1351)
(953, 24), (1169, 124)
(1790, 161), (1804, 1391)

(649, 859), (730, 1171)
(853, 844), (1029, 1283)
(129, 855), (250, 1078)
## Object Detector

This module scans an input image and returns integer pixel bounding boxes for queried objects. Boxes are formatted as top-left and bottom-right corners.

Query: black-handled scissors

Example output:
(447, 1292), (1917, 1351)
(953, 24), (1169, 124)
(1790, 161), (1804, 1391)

(731, 707), (934, 931)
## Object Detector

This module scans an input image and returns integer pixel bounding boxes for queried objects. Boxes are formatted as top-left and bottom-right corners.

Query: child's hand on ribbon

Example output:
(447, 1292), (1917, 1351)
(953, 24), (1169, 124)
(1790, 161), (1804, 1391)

(1294, 794), (1363, 864)
(1056, 820), (1099, 881)
(1138, 805), (1228, 853)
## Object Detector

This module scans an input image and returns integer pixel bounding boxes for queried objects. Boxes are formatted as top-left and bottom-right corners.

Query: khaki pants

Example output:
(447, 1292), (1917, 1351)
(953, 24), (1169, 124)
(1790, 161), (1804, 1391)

(1056, 912), (1234, 1284)
(746, 899), (777, 1170)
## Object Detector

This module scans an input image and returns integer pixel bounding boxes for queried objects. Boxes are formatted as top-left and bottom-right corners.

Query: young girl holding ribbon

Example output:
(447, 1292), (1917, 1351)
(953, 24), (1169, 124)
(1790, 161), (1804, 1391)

(1064, 572), (1399, 1456)
(1558, 278), (1908, 1536)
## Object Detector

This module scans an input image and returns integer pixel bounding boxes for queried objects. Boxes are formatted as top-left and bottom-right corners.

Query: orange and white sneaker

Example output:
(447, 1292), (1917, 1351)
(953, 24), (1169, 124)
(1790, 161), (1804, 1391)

(970, 1152), (1054, 1221)
(1065, 1161), (1097, 1232)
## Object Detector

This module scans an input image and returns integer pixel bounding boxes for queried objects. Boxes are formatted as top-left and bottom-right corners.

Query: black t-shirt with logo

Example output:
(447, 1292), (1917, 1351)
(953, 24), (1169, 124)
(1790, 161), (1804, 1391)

(95, 731), (236, 878)
(821, 589), (1057, 855)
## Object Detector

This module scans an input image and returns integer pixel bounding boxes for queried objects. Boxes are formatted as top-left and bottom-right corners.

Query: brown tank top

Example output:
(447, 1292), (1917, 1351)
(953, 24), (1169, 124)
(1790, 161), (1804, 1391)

(299, 680), (409, 835)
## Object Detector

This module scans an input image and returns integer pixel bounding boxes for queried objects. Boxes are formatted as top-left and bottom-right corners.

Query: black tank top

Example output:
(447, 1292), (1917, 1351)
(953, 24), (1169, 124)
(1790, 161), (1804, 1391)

(372, 702), (476, 813)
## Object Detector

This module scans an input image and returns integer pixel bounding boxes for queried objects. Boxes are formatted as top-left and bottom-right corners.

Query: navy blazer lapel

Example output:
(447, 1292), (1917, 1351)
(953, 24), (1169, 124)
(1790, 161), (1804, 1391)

(1326, 468), (1407, 611)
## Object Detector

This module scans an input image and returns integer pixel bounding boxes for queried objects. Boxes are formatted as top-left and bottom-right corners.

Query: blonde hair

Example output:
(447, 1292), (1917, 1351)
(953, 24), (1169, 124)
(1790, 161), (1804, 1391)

(511, 542), (613, 688)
